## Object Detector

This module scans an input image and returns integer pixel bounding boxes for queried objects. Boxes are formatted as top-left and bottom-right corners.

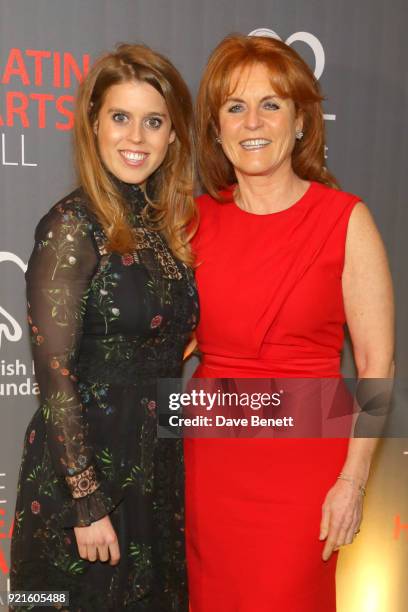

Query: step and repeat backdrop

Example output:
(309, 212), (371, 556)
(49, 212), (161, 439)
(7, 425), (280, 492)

(0, 0), (407, 609)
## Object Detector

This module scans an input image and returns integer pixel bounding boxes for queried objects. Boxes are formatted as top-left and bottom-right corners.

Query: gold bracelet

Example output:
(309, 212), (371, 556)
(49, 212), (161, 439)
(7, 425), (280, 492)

(337, 472), (366, 497)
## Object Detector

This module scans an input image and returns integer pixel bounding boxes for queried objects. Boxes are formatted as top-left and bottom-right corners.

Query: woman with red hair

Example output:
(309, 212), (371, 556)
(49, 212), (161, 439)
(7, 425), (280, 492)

(185, 34), (394, 611)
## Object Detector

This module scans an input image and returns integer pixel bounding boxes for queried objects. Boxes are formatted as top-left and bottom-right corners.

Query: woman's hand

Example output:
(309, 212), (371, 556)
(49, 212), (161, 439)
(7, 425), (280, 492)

(74, 515), (120, 565)
(319, 478), (364, 561)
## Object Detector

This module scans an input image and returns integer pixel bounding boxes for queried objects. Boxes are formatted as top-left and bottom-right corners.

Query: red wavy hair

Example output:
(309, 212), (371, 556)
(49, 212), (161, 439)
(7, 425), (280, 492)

(195, 34), (339, 199)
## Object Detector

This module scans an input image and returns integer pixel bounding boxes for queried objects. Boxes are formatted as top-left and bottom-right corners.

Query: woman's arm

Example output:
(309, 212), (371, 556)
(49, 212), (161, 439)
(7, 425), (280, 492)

(320, 202), (395, 561)
(27, 200), (121, 562)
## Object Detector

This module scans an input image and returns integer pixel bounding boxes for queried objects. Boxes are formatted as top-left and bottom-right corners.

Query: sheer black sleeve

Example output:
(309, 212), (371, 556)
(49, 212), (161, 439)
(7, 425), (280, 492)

(26, 199), (122, 527)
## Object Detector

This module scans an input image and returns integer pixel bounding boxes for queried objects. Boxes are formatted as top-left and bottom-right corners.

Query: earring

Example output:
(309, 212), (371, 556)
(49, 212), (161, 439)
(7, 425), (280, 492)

(295, 130), (304, 141)
(216, 136), (222, 144)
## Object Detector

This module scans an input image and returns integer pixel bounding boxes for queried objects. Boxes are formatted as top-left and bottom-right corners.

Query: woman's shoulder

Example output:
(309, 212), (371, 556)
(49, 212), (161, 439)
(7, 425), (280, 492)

(195, 187), (234, 218)
(312, 181), (361, 210)
(48, 187), (93, 222)
(308, 182), (364, 239)
(195, 191), (219, 212)
(28, 189), (100, 277)
(35, 188), (95, 239)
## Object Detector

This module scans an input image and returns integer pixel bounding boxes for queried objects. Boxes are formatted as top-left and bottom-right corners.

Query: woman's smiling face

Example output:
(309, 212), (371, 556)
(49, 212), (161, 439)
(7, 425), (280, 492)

(94, 80), (175, 185)
(218, 62), (303, 179)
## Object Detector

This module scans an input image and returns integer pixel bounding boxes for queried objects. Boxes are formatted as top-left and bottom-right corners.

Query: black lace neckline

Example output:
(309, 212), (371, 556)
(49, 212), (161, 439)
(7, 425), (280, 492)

(109, 173), (148, 213)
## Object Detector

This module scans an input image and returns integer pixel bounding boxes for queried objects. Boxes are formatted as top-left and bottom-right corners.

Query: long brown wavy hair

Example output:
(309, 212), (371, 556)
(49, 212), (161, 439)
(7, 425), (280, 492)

(195, 34), (339, 199)
(74, 43), (196, 263)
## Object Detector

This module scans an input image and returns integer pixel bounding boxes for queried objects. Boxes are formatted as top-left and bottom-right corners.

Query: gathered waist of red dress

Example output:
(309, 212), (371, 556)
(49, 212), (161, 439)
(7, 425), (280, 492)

(197, 344), (341, 378)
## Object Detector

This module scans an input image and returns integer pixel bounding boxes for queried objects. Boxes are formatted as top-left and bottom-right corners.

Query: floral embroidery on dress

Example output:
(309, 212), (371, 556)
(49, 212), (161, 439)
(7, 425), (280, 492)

(121, 253), (134, 266)
(26, 452), (59, 499)
(124, 542), (154, 602)
(90, 256), (121, 334)
(37, 204), (90, 281)
(150, 314), (163, 328)
(10, 184), (198, 610)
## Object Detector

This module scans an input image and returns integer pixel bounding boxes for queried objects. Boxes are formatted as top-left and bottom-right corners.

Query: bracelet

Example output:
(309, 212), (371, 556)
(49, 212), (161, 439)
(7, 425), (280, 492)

(337, 472), (366, 497)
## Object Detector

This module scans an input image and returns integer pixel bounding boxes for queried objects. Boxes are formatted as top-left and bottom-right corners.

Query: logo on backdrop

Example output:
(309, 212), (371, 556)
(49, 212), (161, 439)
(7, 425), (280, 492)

(0, 48), (90, 167)
(249, 28), (325, 79)
(0, 252), (26, 347)
(248, 28), (336, 126)
(0, 252), (38, 397)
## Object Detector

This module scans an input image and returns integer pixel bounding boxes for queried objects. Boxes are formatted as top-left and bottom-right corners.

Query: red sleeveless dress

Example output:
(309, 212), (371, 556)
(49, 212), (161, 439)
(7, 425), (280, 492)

(184, 181), (360, 612)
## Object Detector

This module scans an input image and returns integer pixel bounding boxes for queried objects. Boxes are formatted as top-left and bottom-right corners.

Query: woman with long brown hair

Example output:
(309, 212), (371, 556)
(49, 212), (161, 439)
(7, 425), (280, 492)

(10, 43), (198, 610)
(185, 34), (394, 611)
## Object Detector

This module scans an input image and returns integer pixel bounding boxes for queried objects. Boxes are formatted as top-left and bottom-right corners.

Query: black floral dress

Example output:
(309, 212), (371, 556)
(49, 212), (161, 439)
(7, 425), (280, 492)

(10, 181), (199, 611)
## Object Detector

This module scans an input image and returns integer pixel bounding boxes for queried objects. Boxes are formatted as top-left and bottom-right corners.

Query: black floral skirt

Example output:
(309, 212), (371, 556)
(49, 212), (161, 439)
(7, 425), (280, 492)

(10, 381), (188, 611)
